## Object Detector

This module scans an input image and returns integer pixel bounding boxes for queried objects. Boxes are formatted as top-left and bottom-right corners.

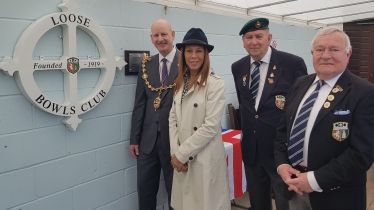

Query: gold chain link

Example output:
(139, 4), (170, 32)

(141, 53), (175, 92)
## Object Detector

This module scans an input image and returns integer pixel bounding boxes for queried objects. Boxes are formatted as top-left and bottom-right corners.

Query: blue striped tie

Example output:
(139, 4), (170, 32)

(288, 80), (325, 167)
(250, 61), (262, 105)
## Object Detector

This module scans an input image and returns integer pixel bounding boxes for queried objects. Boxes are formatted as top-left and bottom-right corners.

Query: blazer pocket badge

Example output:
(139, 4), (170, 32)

(275, 95), (285, 110)
(332, 122), (349, 142)
(334, 110), (350, 115)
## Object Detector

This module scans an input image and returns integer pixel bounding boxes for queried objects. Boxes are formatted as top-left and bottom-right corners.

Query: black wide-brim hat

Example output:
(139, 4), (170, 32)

(176, 28), (214, 53)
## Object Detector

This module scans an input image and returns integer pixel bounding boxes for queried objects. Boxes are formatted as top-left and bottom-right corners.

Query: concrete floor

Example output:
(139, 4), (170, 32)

(232, 164), (374, 210)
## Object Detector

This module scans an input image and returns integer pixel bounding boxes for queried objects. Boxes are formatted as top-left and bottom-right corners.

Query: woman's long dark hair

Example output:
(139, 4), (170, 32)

(174, 46), (210, 95)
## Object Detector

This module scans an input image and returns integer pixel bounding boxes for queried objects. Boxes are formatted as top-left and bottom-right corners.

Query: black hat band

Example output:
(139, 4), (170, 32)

(182, 39), (208, 45)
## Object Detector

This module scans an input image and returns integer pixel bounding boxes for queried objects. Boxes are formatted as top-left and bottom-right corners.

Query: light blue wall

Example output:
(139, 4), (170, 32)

(0, 0), (316, 209)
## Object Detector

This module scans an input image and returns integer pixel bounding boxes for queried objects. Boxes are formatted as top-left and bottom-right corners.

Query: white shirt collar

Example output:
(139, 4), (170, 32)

(250, 46), (272, 65)
(159, 46), (176, 63)
(313, 72), (343, 88)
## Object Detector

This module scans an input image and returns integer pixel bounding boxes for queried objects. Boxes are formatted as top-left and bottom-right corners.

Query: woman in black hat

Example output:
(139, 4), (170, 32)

(169, 28), (230, 210)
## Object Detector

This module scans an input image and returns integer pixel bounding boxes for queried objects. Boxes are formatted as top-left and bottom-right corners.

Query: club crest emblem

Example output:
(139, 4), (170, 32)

(67, 57), (80, 74)
(275, 95), (285, 110)
(332, 122), (349, 141)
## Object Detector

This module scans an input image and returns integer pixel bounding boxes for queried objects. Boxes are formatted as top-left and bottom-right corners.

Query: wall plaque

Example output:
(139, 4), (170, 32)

(125, 50), (150, 75)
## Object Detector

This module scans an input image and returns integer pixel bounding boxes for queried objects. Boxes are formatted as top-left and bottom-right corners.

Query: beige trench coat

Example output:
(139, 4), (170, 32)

(169, 72), (230, 210)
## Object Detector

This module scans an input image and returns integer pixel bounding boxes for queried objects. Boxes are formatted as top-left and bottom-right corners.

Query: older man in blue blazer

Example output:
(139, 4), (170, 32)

(232, 18), (307, 210)
(275, 27), (374, 210)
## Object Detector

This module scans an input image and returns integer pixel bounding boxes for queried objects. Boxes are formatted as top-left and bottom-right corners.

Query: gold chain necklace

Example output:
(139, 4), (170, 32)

(141, 53), (176, 111)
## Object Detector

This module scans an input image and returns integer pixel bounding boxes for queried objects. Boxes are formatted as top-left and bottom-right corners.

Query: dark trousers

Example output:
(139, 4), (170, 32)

(244, 149), (289, 210)
(137, 132), (174, 210)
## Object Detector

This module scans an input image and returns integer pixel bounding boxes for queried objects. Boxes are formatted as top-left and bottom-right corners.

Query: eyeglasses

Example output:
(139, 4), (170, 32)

(312, 48), (349, 55)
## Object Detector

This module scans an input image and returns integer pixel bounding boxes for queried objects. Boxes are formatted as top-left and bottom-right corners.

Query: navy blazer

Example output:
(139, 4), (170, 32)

(274, 70), (374, 210)
(232, 47), (307, 169)
(130, 51), (179, 155)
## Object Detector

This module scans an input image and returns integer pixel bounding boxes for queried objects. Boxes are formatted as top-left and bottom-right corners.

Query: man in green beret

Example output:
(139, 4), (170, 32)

(231, 17), (308, 210)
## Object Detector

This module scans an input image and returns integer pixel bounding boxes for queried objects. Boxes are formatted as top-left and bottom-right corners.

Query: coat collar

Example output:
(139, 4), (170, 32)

(196, 69), (211, 87)
(313, 69), (352, 128)
(167, 50), (180, 85)
(290, 74), (316, 120)
(150, 54), (161, 88)
(161, 50), (180, 99)
(176, 68), (212, 103)
(239, 56), (255, 114)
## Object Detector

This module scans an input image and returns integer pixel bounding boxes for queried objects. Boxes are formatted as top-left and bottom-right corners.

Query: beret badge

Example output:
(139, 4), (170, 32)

(255, 21), (261, 28)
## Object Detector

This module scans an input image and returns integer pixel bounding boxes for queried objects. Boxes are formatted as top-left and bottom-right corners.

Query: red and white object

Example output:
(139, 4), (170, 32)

(222, 129), (246, 200)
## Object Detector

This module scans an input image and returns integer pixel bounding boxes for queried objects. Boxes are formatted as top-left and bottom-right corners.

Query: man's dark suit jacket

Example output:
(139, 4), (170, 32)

(232, 47), (307, 169)
(274, 70), (374, 210)
(130, 51), (179, 155)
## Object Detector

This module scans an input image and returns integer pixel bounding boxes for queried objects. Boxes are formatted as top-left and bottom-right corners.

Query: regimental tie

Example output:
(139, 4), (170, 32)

(250, 61), (262, 105)
(288, 80), (325, 167)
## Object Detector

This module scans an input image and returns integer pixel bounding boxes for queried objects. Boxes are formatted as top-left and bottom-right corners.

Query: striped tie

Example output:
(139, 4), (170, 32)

(288, 80), (325, 167)
(250, 61), (262, 105)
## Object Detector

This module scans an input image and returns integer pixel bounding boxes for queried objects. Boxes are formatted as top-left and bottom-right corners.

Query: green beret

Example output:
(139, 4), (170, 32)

(239, 18), (269, 35)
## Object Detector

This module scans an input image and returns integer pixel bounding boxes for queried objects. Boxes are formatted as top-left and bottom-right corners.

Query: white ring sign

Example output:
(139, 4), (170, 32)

(0, 0), (127, 131)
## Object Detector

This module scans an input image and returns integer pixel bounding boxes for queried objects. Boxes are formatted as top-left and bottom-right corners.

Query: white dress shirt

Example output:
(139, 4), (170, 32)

(249, 46), (272, 110)
(158, 47), (176, 83)
(292, 72), (343, 192)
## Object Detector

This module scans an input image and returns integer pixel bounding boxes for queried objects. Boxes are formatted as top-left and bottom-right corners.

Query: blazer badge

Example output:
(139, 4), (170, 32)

(332, 122), (349, 142)
(275, 95), (285, 110)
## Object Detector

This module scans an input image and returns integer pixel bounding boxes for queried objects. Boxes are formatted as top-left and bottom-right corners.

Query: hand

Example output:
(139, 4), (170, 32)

(129, 144), (139, 159)
(286, 172), (314, 195)
(278, 165), (299, 182)
(171, 155), (188, 173)
(179, 163), (189, 172)
(278, 165), (302, 194)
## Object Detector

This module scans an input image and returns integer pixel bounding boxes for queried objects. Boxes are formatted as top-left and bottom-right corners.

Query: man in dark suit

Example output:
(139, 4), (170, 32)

(129, 19), (179, 210)
(231, 18), (307, 210)
(274, 27), (374, 210)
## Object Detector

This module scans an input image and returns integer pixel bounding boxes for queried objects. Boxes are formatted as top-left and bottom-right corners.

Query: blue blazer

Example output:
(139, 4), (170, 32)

(232, 47), (307, 169)
(274, 70), (374, 210)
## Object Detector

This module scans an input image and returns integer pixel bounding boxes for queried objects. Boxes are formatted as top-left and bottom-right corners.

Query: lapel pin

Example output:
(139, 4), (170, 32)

(268, 78), (274, 84)
(336, 85), (343, 92)
(324, 102), (330, 108)
(270, 73), (274, 78)
(273, 65), (276, 70)
(333, 85), (343, 93)
(327, 95), (334, 101)
(243, 75), (247, 86)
